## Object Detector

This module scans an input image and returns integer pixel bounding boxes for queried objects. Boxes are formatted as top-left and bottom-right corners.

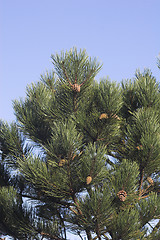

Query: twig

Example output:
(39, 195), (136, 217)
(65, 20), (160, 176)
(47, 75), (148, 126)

(139, 169), (144, 196)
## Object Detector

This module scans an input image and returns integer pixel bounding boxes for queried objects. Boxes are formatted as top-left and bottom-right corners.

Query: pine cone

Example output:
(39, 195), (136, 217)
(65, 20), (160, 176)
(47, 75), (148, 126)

(72, 84), (81, 92)
(99, 113), (120, 120)
(99, 113), (108, 119)
(117, 190), (127, 201)
(136, 145), (143, 150)
(86, 176), (92, 185)
(147, 177), (154, 185)
(59, 159), (67, 167)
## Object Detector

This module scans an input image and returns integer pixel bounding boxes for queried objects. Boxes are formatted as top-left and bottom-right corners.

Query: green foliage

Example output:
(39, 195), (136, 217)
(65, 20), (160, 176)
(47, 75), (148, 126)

(51, 47), (102, 86)
(157, 56), (160, 70)
(110, 208), (142, 240)
(0, 121), (32, 167)
(0, 186), (37, 239)
(139, 192), (160, 226)
(80, 143), (109, 184)
(46, 119), (83, 159)
(95, 78), (122, 114)
(135, 69), (160, 108)
(126, 108), (160, 174)
(76, 78), (123, 146)
(51, 48), (102, 116)
(112, 159), (139, 196)
(0, 48), (160, 240)
(68, 187), (113, 234)
(122, 79), (140, 119)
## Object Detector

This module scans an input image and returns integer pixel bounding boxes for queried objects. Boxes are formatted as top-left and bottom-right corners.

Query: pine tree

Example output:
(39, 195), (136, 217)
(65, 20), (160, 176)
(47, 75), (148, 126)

(0, 48), (160, 240)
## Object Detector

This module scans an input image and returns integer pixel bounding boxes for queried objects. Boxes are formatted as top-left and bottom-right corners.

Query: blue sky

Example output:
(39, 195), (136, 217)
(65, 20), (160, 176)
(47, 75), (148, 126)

(0, 0), (160, 124)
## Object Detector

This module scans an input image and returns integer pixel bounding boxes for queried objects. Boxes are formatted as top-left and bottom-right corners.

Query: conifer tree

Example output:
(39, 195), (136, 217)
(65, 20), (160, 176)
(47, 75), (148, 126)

(0, 48), (160, 240)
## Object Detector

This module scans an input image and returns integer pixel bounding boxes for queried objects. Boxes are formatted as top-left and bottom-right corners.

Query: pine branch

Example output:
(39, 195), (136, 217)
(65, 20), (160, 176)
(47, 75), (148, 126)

(77, 231), (83, 240)
(79, 71), (93, 87)
(102, 233), (110, 240)
(148, 222), (154, 230)
(21, 194), (73, 208)
(40, 232), (66, 240)
(61, 64), (72, 86)
(86, 229), (92, 240)
(139, 169), (144, 196)
(150, 220), (160, 235)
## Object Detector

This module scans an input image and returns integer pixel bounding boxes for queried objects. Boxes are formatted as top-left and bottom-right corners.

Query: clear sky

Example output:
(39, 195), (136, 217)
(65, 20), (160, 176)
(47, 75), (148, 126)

(0, 0), (160, 123)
